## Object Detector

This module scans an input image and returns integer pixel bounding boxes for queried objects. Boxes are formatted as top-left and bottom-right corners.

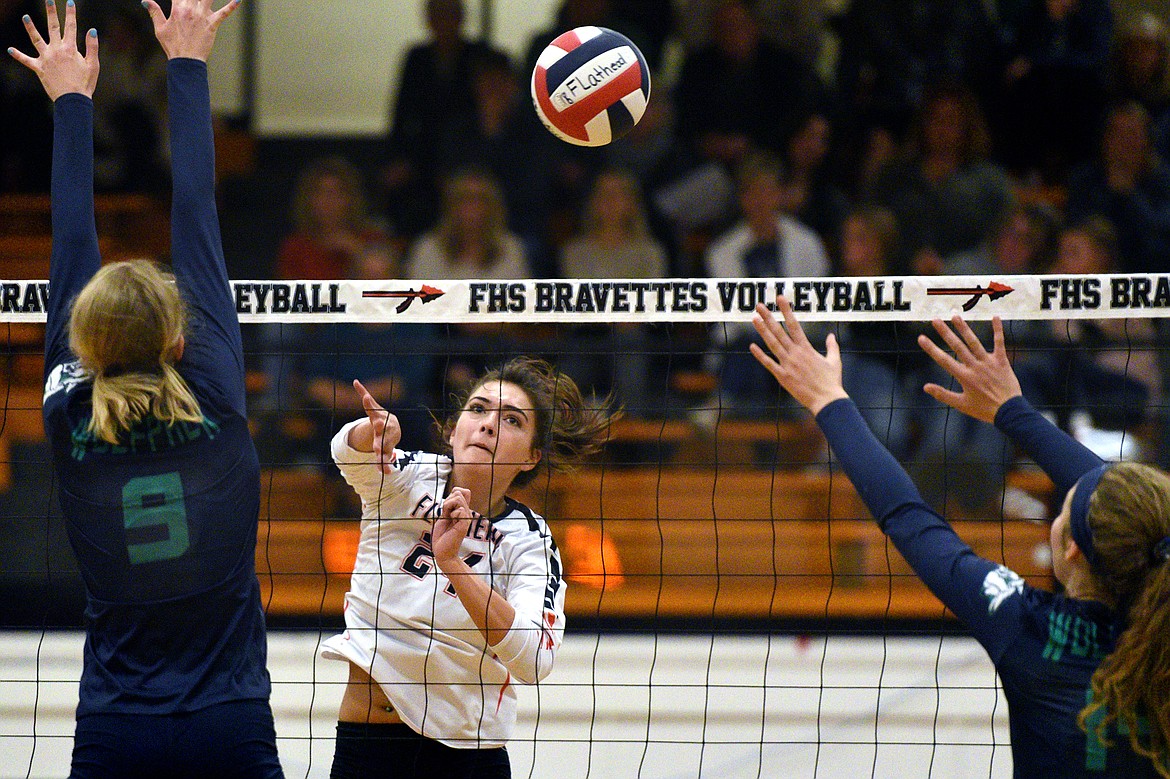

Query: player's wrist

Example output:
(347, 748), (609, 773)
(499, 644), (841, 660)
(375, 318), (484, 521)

(435, 554), (471, 577)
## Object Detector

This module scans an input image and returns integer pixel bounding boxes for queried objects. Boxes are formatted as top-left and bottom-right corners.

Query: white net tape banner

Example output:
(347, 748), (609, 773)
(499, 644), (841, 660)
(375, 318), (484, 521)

(1, 274), (1168, 323)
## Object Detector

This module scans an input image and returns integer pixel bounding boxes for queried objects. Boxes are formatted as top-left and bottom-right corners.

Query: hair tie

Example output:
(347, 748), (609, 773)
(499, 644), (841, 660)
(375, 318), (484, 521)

(1153, 536), (1170, 565)
(1069, 464), (1109, 573)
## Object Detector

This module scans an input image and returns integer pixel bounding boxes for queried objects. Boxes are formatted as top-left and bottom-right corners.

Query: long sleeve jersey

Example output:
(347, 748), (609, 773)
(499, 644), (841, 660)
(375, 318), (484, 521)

(41, 60), (270, 716)
(816, 394), (1158, 777)
(321, 421), (566, 748)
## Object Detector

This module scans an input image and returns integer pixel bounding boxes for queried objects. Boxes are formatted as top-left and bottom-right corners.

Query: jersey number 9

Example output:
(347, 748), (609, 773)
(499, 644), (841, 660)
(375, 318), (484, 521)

(122, 472), (190, 565)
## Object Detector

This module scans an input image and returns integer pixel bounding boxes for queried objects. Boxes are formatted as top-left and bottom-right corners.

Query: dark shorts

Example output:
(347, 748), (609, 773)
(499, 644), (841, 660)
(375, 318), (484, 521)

(71, 699), (283, 779)
(330, 721), (510, 779)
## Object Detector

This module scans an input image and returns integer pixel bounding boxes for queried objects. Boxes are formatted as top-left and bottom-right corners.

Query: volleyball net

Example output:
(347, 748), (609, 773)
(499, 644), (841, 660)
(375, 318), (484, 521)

(0, 273), (1166, 777)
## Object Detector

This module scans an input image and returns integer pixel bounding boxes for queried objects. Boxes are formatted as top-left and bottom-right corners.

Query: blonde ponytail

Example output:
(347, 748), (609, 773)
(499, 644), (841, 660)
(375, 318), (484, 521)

(69, 261), (202, 444)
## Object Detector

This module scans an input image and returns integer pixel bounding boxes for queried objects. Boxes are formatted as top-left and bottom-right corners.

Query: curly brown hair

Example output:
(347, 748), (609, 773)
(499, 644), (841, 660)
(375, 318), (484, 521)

(440, 357), (618, 488)
(1078, 462), (1170, 774)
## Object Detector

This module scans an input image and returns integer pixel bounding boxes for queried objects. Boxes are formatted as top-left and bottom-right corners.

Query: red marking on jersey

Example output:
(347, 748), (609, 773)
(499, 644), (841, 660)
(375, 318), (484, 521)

(541, 612), (557, 651)
(496, 673), (512, 713)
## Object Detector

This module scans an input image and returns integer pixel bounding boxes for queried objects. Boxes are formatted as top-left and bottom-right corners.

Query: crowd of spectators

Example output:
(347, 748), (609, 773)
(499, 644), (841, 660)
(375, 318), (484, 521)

(7, 0), (1170, 483)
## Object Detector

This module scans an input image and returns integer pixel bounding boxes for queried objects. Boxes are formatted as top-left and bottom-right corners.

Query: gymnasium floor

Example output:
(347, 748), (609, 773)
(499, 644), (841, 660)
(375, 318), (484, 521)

(0, 630), (1012, 778)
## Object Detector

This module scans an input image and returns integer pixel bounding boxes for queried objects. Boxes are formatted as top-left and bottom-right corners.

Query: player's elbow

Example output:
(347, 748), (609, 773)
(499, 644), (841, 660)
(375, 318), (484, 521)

(504, 651), (555, 685)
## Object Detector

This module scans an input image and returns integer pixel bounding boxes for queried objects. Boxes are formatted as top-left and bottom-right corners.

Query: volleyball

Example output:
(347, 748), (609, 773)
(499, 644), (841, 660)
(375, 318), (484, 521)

(530, 26), (651, 147)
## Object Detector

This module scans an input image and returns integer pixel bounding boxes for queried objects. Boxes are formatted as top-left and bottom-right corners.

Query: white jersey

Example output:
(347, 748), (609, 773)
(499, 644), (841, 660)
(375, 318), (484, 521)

(320, 421), (566, 748)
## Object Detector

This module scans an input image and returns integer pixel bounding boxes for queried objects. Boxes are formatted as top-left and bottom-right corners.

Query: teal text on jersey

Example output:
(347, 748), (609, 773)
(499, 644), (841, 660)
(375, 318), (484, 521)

(71, 416), (220, 461)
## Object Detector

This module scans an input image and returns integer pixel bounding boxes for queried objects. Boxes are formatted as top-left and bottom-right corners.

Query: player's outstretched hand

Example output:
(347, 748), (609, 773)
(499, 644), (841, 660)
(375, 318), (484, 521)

(750, 295), (849, 415)
(143, 0), (239, 62)
(8, 0), (99, 101)
(917, 315), (1022, 424)
(353, 379), (401, 474)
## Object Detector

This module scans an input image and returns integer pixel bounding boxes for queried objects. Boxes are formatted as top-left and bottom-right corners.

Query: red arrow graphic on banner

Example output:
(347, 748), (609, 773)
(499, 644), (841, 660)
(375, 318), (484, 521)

(926, 281), (1014, 312)
(362, 284), (446, 313)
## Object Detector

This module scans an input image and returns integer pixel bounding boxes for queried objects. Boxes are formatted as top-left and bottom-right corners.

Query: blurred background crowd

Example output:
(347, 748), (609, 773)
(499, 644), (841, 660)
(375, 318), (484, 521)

(3, 0), (1170, 486)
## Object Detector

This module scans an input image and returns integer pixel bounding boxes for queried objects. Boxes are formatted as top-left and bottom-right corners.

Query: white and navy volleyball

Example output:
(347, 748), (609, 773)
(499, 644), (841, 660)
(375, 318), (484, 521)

(530, 26), (651, 147)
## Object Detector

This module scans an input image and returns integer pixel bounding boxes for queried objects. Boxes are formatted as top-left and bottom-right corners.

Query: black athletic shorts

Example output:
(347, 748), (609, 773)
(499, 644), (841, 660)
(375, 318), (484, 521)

(330, 721), (510, 779)
(70, 699), (283, 778)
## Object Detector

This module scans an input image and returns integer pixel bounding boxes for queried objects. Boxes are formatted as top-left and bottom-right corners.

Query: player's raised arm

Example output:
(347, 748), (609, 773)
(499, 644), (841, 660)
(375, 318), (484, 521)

(918, 315), (1104, 493)
(147, 0), (245, 409)
(10, 0), (101, 364)
(751, 296), (1022, 648)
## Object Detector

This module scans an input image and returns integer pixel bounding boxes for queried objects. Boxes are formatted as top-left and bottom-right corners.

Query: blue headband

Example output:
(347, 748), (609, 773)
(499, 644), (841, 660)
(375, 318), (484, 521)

(1069, 465), (1108, 573)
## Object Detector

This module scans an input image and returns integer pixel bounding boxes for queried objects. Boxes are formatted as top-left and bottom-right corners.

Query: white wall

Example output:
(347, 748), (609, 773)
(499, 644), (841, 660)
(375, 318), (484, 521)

(207, 6), (245, 117)
(242, 0), (559, 138)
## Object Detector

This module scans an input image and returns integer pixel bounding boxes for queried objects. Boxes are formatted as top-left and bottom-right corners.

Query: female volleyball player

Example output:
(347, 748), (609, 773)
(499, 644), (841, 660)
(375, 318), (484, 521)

(322, 358), (612, 778)
(12, 0), (284, 775)
(751, 297), (1169, 777)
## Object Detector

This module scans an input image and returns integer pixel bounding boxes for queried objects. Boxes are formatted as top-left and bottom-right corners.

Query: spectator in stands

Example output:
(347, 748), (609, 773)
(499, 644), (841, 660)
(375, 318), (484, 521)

(405, 167), (529, 281)
(1065, 100), (1170, 276)
(836, 206), (929, 460)
(1079, 84), (1170, 472)
(1013, 218), (1159, 462)
(276, 156), (389, 281)
(676, 0), (831, 74)
(943, 201), (1061, 276)
(302, 243), (437, 455)
(557, 168), (669, 415)
(90, 1), (168, 193)
(405, 167), (531, 394)
(256, 157), (388, 434)
(436, 48), (563, 276)
(600, 88), (688, 271)
(700, 151), (829, 417)
(1108, 12), (1170, 131)
(996, 0), (1113, 184)
(674, 0), (822, 170)
(831, 0), (998, 146)
(864, 80), (1014, 275)
(776, 107), (850, 260)
(382, 0), (503, 237)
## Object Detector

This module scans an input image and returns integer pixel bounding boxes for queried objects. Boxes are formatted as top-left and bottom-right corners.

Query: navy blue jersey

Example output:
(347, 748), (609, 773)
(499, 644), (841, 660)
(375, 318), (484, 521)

(42, 60), (270, 716)
(817, 395), (1158, 777)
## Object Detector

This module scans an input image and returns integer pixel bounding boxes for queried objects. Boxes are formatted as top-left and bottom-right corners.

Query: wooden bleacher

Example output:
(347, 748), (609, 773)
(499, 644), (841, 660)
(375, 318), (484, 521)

(605, 414), (826, 465)
(255, 464), (1055, 623)
(0, 193), (170, 272)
